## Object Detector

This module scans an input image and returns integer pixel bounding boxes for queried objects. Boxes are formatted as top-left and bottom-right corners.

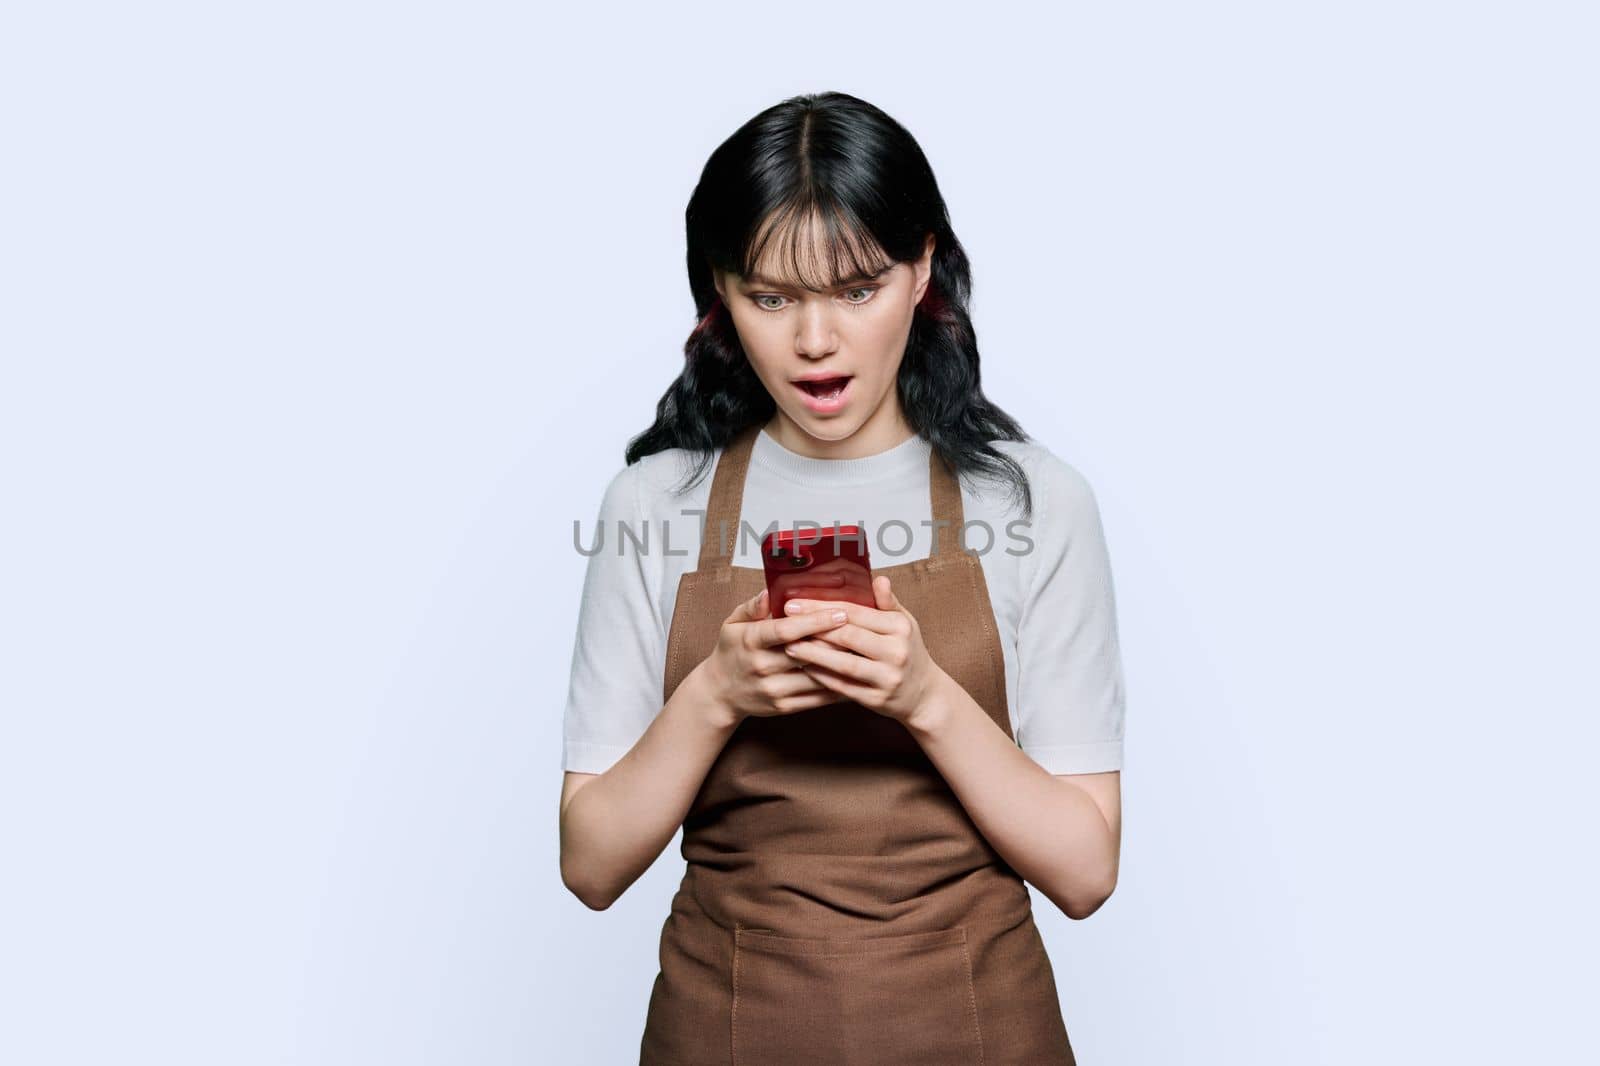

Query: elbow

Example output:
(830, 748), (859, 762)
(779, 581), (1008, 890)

(561, 860), (616, 911)
(574, 887), (616, 912)
(560, 798), (618, 910)
(1060, 871), (1118, 921)
(560, 826), (619, 911)
(1062, 894), (1108, 921)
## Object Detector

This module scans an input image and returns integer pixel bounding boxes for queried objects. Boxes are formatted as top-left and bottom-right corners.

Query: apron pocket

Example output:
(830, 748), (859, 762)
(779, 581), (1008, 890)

(731, 924), (985, 1066)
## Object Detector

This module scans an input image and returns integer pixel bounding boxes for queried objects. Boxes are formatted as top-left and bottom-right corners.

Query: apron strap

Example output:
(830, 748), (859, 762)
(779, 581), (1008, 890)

(697, 423), (761, 569)
(927, 446), (968, 558)
(695, 424), (968, 568)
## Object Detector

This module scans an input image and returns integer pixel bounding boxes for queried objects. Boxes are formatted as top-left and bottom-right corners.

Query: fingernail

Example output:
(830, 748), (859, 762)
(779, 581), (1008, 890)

(831, 609), (847, 622)
(786, 600), (807, 613)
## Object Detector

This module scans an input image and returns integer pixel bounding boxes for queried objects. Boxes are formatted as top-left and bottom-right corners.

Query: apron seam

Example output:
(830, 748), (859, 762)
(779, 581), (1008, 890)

(961, 932), (988, 1066)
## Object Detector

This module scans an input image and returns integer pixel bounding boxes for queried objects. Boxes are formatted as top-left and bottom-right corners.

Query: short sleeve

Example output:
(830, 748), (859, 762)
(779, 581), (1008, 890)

(561, 463), (667, 774)
(1013, 453), (1127, 775)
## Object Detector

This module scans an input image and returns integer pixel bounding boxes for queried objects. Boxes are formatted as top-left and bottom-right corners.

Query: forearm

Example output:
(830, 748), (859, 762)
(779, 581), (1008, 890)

(560, 660), (740, 910)
(905, 672), (1119, 920)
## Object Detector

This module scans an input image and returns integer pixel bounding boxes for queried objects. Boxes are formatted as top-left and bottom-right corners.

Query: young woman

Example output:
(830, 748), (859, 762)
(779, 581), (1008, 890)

(559, 91), (1126, 1065)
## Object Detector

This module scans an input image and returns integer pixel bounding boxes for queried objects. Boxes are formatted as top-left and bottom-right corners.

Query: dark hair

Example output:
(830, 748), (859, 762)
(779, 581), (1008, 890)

(625, 90), (1034, 519)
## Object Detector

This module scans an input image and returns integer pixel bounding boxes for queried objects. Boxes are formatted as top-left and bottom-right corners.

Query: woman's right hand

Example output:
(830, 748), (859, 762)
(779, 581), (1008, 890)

(699, 588), (849, 723)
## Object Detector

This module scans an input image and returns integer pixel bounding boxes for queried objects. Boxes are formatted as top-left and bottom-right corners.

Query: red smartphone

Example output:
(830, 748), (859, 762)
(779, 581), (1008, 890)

(760, 524), (874, 620)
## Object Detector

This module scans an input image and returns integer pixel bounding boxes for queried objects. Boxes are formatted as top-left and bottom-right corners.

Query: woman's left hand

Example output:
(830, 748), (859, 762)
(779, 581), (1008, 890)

(781, 575), (949, 726)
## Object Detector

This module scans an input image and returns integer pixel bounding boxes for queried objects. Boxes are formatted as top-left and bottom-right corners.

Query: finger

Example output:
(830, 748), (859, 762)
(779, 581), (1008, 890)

(795, 662), (878, 705)
(748, 643), (818, 677)
(726, 587), (770, 624)
(785, 637), (887, 685)
(783, 599), (902, 636)
(773, 689), (848, 713)
(749, 606), (849, 648)
(804, 622), (896, 662)
(873, 575), (900, 612)
(761, 664), (836, 697)
(781, 590), (845, 613)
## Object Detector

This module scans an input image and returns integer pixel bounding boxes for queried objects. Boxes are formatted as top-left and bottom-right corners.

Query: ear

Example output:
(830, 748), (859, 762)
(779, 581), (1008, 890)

(913, 234), (936, 303)
(712, 268), (728, 303)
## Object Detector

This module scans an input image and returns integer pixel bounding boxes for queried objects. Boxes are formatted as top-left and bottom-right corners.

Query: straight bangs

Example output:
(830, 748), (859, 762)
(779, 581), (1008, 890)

(739, 196), (898, 293)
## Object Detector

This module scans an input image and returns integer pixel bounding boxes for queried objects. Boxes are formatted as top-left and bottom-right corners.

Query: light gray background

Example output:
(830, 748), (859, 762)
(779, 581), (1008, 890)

(2, 2), (1595, 1064)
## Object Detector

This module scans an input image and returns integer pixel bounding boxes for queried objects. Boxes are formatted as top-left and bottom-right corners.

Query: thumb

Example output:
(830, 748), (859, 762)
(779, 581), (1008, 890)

(873, 574), (902, 613)
(726, 587), (770, 624)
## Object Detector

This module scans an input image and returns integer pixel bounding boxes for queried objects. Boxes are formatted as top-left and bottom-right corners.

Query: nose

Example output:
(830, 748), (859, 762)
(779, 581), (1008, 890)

(794, 300), (839, 359)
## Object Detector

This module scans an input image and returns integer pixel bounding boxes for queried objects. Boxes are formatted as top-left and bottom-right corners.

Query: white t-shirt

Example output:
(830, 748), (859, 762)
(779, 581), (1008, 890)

(561, 427), (1127, 776)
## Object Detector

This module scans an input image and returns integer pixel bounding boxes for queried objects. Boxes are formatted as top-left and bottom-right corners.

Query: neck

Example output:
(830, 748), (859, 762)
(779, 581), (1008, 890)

(763, 398), (916, 460)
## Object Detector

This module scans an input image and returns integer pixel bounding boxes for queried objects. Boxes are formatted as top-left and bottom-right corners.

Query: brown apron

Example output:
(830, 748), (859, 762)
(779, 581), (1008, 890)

(639, 425), (1076, 1065)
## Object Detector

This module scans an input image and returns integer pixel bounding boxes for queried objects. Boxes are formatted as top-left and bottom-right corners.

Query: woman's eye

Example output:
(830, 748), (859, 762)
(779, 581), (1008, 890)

(752, 287), (876, 312)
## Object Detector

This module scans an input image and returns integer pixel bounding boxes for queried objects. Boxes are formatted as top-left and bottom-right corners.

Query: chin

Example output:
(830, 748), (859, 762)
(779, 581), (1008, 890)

(787, 414), (862, 440)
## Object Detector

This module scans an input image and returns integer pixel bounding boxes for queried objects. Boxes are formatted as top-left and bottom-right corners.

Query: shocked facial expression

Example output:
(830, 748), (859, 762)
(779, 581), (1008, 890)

(713, 219), (935, 452)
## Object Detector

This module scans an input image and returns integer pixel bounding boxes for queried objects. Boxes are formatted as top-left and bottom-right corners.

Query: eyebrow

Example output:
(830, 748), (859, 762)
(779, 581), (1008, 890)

(743, 264), (894, 290)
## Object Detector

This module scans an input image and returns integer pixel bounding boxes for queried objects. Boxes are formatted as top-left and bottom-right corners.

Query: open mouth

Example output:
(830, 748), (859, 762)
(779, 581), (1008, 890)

(795, 376), (851, 400)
